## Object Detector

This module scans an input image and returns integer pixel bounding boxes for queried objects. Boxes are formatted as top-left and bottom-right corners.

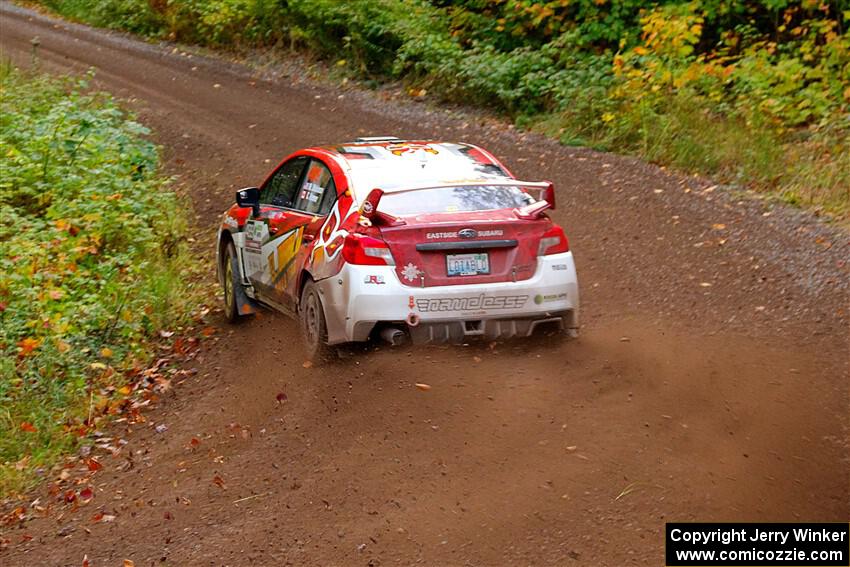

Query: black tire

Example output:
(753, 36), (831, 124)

(221, 241), (247, 323)
(300, 280), (333, 363)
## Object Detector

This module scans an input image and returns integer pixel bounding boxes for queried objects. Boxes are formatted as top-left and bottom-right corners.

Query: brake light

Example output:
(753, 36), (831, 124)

(537, 226), (569, 255)
(342, 233), (395, 265)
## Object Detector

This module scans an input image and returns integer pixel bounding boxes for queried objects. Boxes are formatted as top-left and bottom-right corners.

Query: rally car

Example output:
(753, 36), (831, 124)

(216, 137), (579, 361)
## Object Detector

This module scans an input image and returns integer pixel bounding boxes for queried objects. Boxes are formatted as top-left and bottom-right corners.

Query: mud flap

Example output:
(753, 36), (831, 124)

(235, 285), (257, 316)
(562, 308), (579, 338)
(230, 247), (258, 316)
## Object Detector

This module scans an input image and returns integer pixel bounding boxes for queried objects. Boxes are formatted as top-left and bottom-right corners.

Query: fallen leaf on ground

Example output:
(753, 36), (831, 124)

(2, 506), (26, 526)
(815, 237), (832, 249)
(276, 393), (288, 403)
(302, 361), (313, 368)
(17, 337), (40, 356)
(615, 482), (643, 501)
(86, 458), (102, 472)
(212, 475), (226, 489)
(124, 560), (135, 567)
(415, 383), (431, 391)
(91, 512), (116, 523)
(20, 422), (37, 433)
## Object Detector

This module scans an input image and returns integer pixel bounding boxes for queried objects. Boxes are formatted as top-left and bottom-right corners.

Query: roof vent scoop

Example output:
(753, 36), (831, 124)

(354, 136), (402, 143)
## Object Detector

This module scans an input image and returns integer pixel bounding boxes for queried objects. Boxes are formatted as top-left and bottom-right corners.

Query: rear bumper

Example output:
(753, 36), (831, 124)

(316, 252), (579, 344)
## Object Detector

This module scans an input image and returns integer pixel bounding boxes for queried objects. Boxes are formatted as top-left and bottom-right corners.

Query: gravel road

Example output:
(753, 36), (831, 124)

(1, 3), (848, 566)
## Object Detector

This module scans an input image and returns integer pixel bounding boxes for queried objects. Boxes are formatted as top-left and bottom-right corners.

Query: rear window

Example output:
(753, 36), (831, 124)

(380, 185), (534, 216)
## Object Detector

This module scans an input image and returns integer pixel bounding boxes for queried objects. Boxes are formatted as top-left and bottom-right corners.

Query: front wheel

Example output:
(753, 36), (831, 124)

(300, 280), (333, 363)
(222, 241), (250, 323)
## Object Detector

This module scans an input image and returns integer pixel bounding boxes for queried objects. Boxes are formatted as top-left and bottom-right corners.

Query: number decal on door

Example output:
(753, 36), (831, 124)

(243, 220), (266, 278)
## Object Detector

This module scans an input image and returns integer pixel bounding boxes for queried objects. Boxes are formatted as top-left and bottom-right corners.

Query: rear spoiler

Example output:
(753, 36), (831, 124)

(359, 180), (556, 225)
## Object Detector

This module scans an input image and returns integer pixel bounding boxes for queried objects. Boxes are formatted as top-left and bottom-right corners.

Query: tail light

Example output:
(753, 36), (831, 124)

(342, 233), (395, 265)
(537, 225), (569, 256)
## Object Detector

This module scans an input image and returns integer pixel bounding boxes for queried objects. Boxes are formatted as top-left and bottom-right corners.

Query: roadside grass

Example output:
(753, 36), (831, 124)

(0, 62), (202, 498)
(529, 96), (850, 218)
(779, 124), (850, 214)
(530, 97), (784, 183)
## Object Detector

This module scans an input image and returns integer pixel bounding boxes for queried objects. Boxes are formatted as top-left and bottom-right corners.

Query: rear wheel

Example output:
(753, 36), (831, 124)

(222, 241), (247, 323)
(300, 280), (333, 363)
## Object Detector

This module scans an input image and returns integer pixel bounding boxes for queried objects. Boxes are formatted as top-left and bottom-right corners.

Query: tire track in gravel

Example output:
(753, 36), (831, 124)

(1, 4), (847, 566)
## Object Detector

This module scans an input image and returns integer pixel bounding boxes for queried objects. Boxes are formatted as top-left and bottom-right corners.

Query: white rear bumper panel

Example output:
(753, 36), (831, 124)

(316, 251), (579, 344)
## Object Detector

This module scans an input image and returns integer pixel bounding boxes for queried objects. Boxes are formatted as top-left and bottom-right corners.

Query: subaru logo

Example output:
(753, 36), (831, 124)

(458, 228), (477, 239)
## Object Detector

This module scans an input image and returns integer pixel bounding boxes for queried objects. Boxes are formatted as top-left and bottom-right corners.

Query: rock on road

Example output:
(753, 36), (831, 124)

(1, 3), (848, 566)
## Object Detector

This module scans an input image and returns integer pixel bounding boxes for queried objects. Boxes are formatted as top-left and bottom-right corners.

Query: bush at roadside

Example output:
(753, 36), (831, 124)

(0, 64), (198, 497)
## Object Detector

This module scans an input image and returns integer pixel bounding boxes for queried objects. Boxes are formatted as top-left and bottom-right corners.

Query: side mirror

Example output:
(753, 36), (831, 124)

(236, 187), (260, 217)
(542, 181), (556, 210)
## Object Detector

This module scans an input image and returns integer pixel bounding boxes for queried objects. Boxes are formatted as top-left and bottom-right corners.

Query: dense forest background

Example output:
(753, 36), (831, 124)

(32, 0), (850, 212)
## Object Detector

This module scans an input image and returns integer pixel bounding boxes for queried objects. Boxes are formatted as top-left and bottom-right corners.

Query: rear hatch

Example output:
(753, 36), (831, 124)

(379, 210), (548, 287)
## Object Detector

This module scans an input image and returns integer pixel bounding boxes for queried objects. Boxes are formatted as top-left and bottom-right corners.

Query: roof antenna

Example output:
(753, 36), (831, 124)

(354, 136), (401, 143)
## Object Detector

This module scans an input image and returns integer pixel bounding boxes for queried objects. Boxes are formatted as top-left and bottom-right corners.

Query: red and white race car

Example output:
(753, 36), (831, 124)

(216, 137), (579, 361)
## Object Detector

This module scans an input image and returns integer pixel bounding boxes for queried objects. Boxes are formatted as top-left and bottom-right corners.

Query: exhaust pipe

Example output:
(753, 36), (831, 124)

(406, 312), (420, 327)
(380, 327), (407, 346)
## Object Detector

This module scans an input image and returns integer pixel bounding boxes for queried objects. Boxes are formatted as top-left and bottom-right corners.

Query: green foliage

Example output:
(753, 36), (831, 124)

(33, 0), (850, 217)
(40, 0), (164, 35)
(0, 65), (197, 496)
(281, 0), (421, 75)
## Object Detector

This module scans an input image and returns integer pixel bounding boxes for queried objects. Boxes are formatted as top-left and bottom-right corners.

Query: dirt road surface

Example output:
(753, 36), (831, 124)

(1, 4), (848, 566)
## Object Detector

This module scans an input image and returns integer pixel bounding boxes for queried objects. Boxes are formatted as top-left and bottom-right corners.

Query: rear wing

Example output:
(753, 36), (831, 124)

(359, 180), (556, 225)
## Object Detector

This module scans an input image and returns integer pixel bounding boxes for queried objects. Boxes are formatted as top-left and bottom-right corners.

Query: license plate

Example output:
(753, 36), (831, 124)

(446, 253), (490, 277)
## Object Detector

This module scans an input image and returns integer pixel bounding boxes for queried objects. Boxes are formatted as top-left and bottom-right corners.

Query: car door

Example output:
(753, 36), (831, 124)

(243, 156), (338, 310)
(242, 155), (308, 307)
(278, 158), (338, 303)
